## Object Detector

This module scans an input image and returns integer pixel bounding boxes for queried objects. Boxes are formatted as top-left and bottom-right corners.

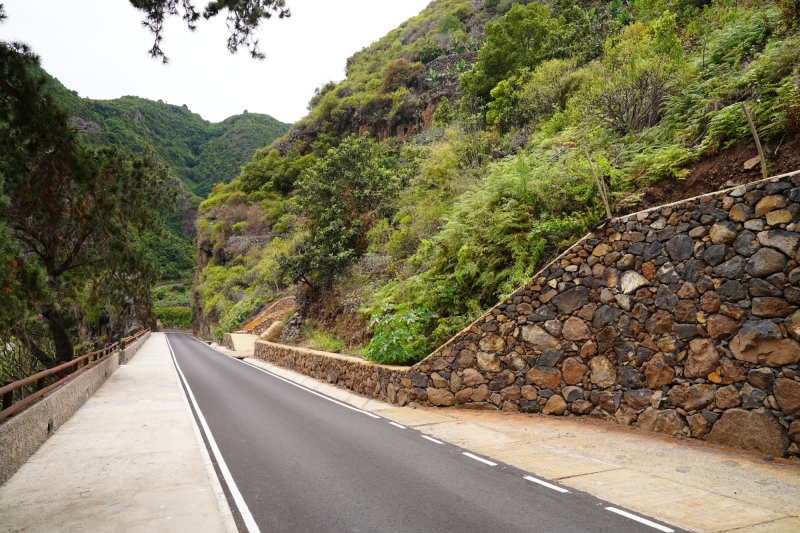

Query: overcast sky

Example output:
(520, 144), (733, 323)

(1, 0), (430, 124)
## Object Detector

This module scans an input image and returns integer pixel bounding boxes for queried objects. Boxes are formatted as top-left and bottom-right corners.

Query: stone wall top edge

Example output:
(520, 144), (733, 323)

(412, 232), (594, 369)
(617, 169), (800, 224)
(412, 168), (800, 369)
(255, 340), (413, 371)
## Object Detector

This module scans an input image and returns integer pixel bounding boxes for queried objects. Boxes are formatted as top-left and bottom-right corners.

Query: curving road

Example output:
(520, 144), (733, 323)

(166, 333), (682, 533)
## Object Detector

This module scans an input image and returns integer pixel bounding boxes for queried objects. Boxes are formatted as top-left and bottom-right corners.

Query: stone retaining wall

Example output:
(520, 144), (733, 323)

(257, 172), (800, 458)
(254, 342), (411, 400)
(222, 333), (234, 350)
(0, 332), (150, 485)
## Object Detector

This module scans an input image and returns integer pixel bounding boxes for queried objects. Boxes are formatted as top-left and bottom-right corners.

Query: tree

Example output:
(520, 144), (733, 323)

(0, 36), (173, 364)
(129, 0), (290, 62)
(460, 2), (556, 100)
(280, 135), (397, 287)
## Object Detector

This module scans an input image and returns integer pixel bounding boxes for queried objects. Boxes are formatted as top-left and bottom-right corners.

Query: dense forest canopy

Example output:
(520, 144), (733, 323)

(193, 0), (800, 365)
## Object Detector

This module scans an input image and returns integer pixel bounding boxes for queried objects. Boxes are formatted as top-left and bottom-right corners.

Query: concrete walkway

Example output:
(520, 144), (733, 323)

(0, 333), (234, 533)
(223, 344), (800, 533)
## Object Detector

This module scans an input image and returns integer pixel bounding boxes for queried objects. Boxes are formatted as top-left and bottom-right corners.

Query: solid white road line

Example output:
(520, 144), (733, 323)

(421, 435), (444, 444)
(523, 475), (570, 494)
(605, 507), (674, 532)
(389, 422), (406, 429)
(463, 452), (497, 466)
(166, 336), (262, 533)
(235, 356), (381, 419)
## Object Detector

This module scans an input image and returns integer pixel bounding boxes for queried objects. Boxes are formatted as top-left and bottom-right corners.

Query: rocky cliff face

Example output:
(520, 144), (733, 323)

(257, 171), (800, 458)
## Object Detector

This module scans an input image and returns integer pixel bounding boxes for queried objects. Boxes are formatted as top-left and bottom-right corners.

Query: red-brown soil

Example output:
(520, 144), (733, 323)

(618, 134), (800, 214)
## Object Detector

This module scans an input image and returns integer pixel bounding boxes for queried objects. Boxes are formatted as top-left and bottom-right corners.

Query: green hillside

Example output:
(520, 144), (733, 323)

(44, 77), (290, 198)
(40, 74), (289, 284)
(35, 74), (289, 331)
(194, 0), (800, 359)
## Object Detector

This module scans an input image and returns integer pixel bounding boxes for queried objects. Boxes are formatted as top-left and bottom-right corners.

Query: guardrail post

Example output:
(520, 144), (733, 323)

(2, 383), (12, 410)
(37, 377), (46, 391)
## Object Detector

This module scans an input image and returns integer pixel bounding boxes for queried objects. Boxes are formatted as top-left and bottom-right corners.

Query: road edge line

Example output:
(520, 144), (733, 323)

(463, 452), (497, 466)
(239, 359), (381, 418)
(166, 335), (262, 533)
(165, 335), (238, 533)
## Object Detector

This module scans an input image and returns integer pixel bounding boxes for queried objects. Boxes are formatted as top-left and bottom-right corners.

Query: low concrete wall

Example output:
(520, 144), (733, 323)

(120, 330), (151, 365)
(0, 333), (150, 485)
(254, 342), (411, 400)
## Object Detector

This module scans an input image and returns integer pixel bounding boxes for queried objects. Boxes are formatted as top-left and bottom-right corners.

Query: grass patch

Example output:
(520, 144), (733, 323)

(300, 319), (345, 353)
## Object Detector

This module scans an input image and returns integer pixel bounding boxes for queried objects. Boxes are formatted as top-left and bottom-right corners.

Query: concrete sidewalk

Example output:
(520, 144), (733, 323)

(229, 346), (800, 533)
(0, 333), (234, 533)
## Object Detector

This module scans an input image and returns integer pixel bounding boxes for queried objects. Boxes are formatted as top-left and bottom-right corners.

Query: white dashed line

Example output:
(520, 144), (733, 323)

(605, 507), (674, 532)
(463, 452), (497, 466)
(523, 475), (570, 493)
(388, 422), (406, 429)
(421, 435), (444, 444)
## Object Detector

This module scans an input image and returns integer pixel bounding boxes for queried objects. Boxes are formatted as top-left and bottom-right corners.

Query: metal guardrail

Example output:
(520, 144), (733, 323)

(121, 328), (150, 350)
(0, 328), (149, 422)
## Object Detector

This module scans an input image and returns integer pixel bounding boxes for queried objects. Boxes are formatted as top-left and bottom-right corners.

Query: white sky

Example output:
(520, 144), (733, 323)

(1, 0), (431, 124)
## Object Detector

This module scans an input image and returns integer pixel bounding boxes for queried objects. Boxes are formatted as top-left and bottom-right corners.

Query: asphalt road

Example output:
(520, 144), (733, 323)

(166, 334), (683, 533)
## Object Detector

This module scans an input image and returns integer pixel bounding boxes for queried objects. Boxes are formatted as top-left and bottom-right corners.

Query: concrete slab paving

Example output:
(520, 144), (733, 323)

(724, 518), (800, 532)
(0, 333), (234, 533)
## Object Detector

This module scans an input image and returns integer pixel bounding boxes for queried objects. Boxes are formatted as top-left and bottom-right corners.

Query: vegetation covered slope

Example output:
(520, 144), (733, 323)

(194, 0), (800, 362)
(39, 73), (289, 328)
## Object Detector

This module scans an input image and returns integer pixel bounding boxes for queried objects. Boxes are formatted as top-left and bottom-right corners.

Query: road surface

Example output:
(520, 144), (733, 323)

(166, 333), (682, 533)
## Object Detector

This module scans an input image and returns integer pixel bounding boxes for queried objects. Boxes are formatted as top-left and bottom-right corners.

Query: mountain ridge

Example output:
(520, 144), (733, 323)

(43, 75), (291, 198)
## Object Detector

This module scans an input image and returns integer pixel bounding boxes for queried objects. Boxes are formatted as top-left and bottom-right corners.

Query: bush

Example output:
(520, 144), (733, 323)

(411, 36), (445, 64)
(461, 2), (555, 99)
(486, 59), (580, 132)
(300, 319), (345, 353)
(437, 14), (463, 34)
(381, 58), (423, 94)
(595, 15), (683, 133)
(366, 305), (436, 364)
(155, 307), (192, 329)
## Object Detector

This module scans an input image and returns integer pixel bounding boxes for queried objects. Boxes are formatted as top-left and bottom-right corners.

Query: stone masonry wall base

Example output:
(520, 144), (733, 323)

(255, 171), (800, 458)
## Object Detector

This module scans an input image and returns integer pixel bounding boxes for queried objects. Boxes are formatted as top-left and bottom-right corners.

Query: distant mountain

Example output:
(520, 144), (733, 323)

(44, 75), (290, 198)
(38, 71), (290, 282)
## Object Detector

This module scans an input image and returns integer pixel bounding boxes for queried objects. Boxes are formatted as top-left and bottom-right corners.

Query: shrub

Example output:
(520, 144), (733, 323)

(460, 2), (556, 99)
(437, 14), (463, 34)
(486, 59), (580, 132)
(232, 221), (249, 234)
(595, 15), (683, 133)
(411, 36), (445, 64)
(300, 319), (345, 353)
(366, 305), (436, 365)
(381, 58), (423, 94)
